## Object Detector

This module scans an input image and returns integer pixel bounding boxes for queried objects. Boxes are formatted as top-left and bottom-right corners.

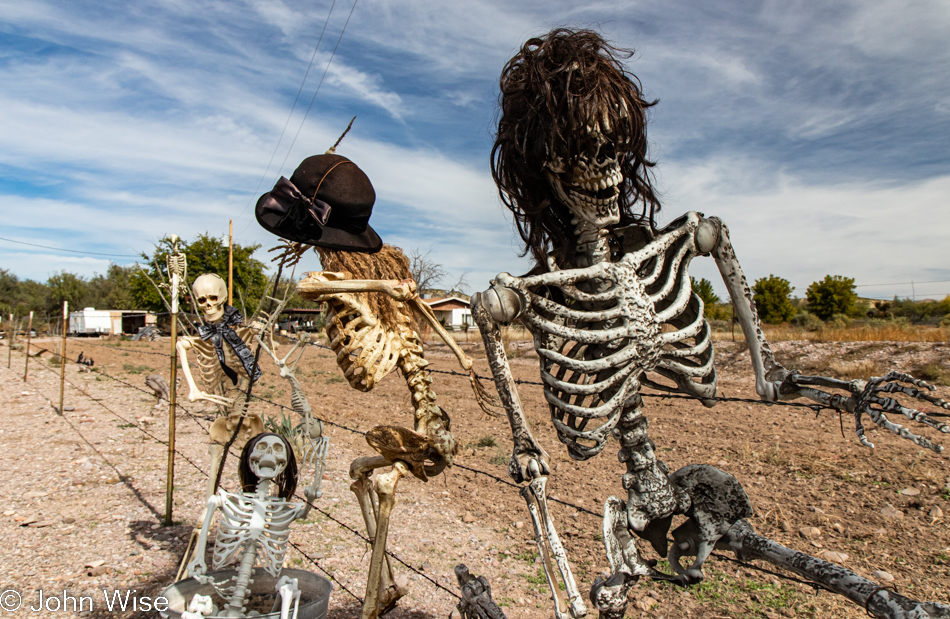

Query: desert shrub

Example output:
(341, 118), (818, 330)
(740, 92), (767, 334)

(806, 275), (857, 321)
(790, 310), (823, 331)
(752, 275), (796, 324)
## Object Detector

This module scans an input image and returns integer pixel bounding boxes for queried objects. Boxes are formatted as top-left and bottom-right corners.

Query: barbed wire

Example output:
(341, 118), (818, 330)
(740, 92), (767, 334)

(15, 345), (362, 601)
(15, 337), (946, 602)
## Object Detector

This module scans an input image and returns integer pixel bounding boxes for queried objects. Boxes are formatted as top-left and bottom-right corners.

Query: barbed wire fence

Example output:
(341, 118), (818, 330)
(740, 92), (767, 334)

(9, 333), (943, 609)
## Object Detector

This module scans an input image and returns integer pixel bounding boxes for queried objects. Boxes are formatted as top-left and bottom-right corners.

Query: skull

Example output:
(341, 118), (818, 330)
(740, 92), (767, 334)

(249, 434), (288, 480)
(545, 119), (623, 228)
(192, 273), (228, 323)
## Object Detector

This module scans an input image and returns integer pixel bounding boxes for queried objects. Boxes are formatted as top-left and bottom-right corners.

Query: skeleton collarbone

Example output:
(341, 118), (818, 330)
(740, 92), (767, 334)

(498, 212), (717, 457)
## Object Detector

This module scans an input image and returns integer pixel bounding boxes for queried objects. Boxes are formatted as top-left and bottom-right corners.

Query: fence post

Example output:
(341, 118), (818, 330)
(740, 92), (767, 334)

(165, 239), (184, 526)
(6, 313), (11, 369)
(23, 311), (33, 381)
(58, 302), (68, 415)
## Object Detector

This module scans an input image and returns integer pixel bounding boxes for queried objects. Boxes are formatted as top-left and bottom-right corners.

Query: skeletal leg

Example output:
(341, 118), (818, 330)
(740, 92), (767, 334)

(666, 464), (752, 584)
(361, 460), (410, 619)
(455, 564), (509, 619)
(350, 456), (407, 619)
(522, 475), (586, 619)
(590, 497), (652, 618)
(719, 520), (950, 619)
(273, 575), (301, 619)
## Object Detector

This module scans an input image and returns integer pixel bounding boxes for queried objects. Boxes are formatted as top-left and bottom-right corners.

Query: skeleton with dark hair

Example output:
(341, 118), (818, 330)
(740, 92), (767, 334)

(472, 28), (950, 619)
(186, 432), (320, 619)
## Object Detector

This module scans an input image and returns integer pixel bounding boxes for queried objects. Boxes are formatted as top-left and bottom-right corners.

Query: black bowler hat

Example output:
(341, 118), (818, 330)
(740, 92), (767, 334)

(255, 154), (382, 253)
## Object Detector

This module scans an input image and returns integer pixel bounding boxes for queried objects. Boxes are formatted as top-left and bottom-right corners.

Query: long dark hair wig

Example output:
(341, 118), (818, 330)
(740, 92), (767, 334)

(491, 28), (661, 268)
(238, 432), (298, 499)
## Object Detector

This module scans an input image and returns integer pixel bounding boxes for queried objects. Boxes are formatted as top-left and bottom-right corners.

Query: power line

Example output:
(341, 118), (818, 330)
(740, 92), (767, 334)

(233, 0), (340, 225)
(277, 0), (360, 175)
(854, 279), (950, 288)
(0, 236), (141, 258)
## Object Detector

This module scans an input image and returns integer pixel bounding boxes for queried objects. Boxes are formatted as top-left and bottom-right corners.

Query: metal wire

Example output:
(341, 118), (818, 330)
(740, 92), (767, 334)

(23, 338), (946, 599)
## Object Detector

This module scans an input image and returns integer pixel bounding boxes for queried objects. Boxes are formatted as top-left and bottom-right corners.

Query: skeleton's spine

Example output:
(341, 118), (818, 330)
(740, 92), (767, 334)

(288, 376), (311, 417)
(615, 400), (676, 525)
(225, 541), (257, 617)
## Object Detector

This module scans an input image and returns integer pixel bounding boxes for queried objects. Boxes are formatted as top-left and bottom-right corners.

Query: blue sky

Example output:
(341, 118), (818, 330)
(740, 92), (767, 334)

(1, 0), (949, 301)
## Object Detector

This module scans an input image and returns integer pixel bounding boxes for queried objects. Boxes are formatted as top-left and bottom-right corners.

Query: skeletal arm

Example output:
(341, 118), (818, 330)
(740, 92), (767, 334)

(297, 272), (416, 301)
(471, 283), (549, 482)
(176, 336), (231, 406)
(704, 217), (788, 401)
(186, 493), (224, 582)
(705, 216), (949, 451)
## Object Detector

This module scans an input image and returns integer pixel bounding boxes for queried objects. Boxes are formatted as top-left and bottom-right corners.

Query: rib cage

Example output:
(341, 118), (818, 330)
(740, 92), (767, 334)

(503, 213), (717, 459)
(323, 288), (417, 392)
(212, 491), (301, 577)
(189, 327), (255, 394)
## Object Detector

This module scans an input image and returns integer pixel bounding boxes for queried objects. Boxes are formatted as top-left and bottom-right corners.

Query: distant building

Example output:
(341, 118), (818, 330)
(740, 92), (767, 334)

(277, 307), (325, 333)
(423, 296), (472, 329)
(69, 308), (157, 336)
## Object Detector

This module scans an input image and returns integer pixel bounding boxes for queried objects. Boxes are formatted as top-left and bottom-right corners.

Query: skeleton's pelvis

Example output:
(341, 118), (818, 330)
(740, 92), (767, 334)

(209, 413), (264, 445)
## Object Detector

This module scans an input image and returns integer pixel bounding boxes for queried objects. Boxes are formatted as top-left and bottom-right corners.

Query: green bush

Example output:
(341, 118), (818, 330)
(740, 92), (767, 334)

(806, 275), (857, 321)
(752, 275), (796, 324)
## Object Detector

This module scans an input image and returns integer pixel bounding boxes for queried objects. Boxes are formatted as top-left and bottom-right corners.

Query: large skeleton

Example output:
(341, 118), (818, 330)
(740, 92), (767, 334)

(472, 29), (950, 619)
(292, 242), (489, 619)
(186, 433), (321, 619)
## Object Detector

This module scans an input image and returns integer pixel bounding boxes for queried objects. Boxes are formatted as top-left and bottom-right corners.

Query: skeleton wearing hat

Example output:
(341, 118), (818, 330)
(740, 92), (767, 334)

(257, 151), (491, 619)
(471, 28), (950, 619)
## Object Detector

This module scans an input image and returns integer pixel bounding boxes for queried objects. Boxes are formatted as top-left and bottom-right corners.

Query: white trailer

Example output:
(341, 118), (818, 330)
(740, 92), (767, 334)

(69, 308), (116, 335)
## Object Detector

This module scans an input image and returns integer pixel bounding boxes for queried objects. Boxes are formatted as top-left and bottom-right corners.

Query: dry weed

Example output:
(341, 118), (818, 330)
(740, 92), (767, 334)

(827, 359), (881, 379)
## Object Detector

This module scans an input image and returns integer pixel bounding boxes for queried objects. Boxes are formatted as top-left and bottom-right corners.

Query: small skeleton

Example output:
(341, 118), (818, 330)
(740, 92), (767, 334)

(177, 273), (265, 502)
(254, 297), (330, 488)
(473, 29), (950, 619)
(186, 433), (318, 619)
(294, 243), (488, 619)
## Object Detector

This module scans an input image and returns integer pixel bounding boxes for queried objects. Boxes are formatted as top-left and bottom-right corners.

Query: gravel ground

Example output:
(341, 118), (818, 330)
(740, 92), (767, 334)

(0, 337), (947, 619)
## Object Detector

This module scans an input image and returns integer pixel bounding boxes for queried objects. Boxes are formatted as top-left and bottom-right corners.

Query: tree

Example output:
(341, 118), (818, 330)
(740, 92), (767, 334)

(690, 277), (720, 316)
(46, 271), (89, 314)
(752, 275), (796, 324)
(131, 233), (268, 314)
(806, 275), (857, 321)
(88, 264), (135, 310)
(408, 248), (446, 296)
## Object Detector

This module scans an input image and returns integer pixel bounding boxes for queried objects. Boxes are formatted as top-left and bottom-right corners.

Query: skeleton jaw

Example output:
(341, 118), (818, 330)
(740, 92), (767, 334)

(545, 161), (622, 228)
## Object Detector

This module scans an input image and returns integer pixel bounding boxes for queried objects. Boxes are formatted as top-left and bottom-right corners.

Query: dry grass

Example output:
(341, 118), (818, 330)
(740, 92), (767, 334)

(827, 358), (881, 379)
(714, 324), (949, 343)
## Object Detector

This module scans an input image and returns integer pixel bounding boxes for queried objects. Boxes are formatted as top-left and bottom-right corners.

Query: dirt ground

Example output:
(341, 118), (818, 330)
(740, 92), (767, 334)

(0, 335), (947, 619)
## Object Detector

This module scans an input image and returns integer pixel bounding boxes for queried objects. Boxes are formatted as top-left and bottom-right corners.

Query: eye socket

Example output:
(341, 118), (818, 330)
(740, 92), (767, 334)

(273, 443), (284, 453)
(208, 295), (218, 302)
(254, 442), (267, 452)
(197, 296), (208, 304)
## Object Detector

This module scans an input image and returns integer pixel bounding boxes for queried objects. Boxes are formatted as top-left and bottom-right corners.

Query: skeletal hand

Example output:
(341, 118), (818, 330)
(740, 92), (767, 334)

(850, 371), (950, 452)
(508, 453), (550, 484)
(785, 371), (950, 452)
(268, 240), (311, 267)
